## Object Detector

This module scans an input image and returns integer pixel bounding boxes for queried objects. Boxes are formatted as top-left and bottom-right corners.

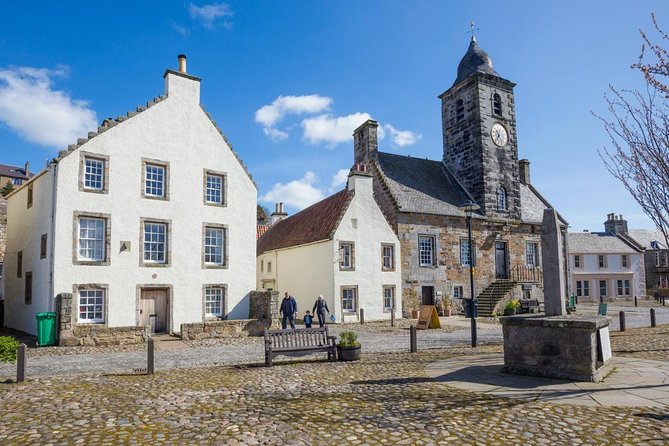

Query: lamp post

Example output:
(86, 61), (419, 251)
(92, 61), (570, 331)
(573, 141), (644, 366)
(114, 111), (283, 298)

(459, 200), (480, 347)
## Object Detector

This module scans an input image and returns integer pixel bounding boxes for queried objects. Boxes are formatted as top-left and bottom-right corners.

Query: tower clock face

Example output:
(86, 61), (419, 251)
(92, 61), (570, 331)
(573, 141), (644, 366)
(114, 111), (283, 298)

(491, 123), (508, 147)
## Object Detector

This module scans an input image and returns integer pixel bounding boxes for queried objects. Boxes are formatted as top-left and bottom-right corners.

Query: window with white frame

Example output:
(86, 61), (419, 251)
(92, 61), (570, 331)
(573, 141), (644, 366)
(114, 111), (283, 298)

(599, 280), (607, 297)
(419, 235), (435, 267)
(143, 222), (167, 263)
(382, 244), (395, 270)
(617, 279), (631, 296)
(453, 286), (463, 299)
(526, 242), (539, 267)
(204, 287), (224, 318)
(78, 217), (106, 261)
(497, 186), (507, 211)
(574, 255), (581, 268)
(621, 255), (628, 268)
(341, 287), (357, 312)
(204, 227), (225, 266)
(460, 238), (475, 267)
(205, 173), (224, 205)
(78, 289), (104, 323)
(84, 158), (104, 190)
(383, 286), (395, 312)
(145, 163), (166, 197)
(340, 242), (354, 269)
(576, 280), (589, 297)
(598, 255), (606, 268)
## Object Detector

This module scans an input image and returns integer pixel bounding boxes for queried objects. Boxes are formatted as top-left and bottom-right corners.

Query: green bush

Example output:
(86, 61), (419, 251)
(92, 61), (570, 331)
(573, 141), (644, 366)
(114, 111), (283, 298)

(337, 331), (361, 348)
(0, 336), (20, 363)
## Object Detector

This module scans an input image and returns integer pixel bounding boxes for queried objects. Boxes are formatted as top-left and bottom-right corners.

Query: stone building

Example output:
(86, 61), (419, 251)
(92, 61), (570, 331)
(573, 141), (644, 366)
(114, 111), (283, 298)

(3, 55), (257, 342)
(0, 162), (32, 189)
(354, 37), (566, 316)
(257, 165), (402, 323)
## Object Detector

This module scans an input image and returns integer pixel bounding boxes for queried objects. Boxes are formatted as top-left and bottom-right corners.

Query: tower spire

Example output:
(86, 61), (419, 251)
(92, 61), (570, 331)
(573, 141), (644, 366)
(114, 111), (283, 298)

(469, 21), (479, 42)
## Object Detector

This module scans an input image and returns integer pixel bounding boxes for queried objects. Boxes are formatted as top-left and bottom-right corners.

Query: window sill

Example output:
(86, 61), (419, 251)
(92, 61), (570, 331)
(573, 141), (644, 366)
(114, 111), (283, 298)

(140, 262), (170, 268)
(204, 202), (227, 208)
(76, 321), (106, 325)
(74, 260), (110, 266)
(382, 268), (396, 272)
(81, 188), (108, 194)
(339, 267), (355, 272)
(142, 195), (169, 201)
(203, 264), (228, 269)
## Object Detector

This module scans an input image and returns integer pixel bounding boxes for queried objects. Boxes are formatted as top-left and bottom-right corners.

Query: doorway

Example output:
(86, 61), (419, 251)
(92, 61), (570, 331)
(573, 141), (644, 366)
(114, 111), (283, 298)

(495, 241), (508, 280)
(139, 288), (169, 334)
(421, 286), (435, 306)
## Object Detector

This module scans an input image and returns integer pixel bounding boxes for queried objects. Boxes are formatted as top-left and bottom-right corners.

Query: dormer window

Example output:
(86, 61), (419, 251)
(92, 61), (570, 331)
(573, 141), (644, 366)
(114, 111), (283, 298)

(496, 186), (507, 211)
(456, 99), (464, 122)
(493, 93), (502, 116)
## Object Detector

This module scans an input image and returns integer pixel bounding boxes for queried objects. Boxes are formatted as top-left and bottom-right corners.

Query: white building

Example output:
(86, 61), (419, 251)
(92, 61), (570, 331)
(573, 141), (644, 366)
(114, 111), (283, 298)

(569, 215), (646, 302)
(257, 166), (402, 322)
(4, 55), (257, 337)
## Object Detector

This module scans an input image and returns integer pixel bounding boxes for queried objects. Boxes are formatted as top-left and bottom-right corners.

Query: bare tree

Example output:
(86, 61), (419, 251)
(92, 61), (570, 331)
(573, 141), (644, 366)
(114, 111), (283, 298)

(597, 14), (669, 246)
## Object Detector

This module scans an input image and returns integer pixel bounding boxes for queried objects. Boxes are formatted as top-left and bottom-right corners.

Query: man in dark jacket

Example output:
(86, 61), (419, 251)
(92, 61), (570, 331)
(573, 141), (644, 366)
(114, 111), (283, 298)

(280, 292), (297, 329)
(312, 294), (330, 327)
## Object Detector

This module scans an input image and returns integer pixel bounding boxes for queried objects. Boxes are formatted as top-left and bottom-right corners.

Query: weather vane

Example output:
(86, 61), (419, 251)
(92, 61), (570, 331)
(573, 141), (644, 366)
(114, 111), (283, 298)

(469, 21), (479, 41)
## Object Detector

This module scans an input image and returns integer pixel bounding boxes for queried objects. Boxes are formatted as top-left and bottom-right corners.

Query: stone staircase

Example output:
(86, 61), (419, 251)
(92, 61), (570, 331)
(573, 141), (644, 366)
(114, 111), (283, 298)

(477, 281), (518, 317)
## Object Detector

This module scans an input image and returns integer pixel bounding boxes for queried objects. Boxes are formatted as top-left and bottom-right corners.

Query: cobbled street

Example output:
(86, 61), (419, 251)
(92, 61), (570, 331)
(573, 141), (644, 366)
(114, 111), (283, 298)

(1, 320), (668, 445)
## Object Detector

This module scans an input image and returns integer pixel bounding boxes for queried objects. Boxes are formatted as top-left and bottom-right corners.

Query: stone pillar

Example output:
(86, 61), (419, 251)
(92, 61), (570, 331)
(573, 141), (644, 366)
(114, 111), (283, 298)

(541, 209), (566, 316)
(56, 293), (75, 346)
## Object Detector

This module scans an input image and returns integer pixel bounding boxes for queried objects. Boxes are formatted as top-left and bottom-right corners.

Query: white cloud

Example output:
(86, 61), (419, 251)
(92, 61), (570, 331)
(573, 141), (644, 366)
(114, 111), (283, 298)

(384, 124), (421, 148)
(261, 171), (325, 210)
(188, 2), (233, 29)
(255, 94), (332, 141)
(301, 112), (372, 146)
(331, 169), (349, 189)
(0, 66), (97, 148)
(171, 21), (189, 37)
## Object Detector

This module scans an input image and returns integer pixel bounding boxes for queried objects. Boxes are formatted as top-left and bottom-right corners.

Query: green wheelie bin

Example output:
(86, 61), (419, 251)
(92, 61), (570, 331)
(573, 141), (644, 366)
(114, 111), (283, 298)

(36, 312), (57, 346)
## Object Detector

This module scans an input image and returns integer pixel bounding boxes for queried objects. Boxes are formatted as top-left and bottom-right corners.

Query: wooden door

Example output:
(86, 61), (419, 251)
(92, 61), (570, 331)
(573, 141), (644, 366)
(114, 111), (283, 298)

(495, 242), (508, 279)
(140, 289), (168, 333)
(421, 286), (434, 306)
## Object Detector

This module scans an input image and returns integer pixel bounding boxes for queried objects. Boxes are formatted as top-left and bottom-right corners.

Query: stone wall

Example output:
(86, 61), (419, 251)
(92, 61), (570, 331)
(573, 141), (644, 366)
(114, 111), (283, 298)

(57, 293), (149, 346)
(180, 319), (273, 340)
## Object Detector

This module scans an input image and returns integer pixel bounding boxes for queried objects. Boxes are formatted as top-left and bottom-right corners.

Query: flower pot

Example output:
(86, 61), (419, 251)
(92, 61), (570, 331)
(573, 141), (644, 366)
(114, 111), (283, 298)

(503, 308), (516, 316)
(337, 345), (361, 361)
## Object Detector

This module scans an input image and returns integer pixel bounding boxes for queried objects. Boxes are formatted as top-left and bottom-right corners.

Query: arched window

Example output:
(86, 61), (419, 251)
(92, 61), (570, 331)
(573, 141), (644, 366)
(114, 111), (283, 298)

(497, 186), (507, 211)
(493, 93), (502, 116)
(456, 99), (464, 121)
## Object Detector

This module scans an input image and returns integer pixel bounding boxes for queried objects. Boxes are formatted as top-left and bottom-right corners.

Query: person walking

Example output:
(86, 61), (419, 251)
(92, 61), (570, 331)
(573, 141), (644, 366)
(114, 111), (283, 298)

(312, 294), (330, 328)
(280, 292), (297, 329)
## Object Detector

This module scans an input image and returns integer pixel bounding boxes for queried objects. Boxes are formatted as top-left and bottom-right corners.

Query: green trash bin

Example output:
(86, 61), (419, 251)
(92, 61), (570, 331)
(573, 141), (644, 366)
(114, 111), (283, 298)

(36, 312), (57, 347)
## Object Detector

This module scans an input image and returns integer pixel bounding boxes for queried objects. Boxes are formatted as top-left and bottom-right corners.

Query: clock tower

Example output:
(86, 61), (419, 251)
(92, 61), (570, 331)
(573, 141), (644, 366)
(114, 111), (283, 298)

(439, 37), (521, 220)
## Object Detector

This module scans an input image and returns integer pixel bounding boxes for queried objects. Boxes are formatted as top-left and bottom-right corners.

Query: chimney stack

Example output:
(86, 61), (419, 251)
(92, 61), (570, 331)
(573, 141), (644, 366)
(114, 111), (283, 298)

(178, 54), (187, 73)
(347, 163), (373, 193)
(353, 119), (379, 164)
(24, 161), (30, 177)
(270, 202), (288, 225)
(604, 213), (628, 235)
(519, 159), (530, 185)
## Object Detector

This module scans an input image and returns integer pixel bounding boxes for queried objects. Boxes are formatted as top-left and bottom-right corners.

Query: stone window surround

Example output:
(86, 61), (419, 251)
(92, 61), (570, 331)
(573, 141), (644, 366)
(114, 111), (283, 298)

(135, 284), (173, 333)
(492, 92), (503, 116)
(40, 233), (48, 259)
(72, 211), (112, 266)
(78, 151), (110, 194)
(339, 241), (355, 271)
(459, 237), (476, 267)
(24, 271), (32, 305)
(27, 184), (33, 209)
(418, 234), (437, 268)
(201, 223), (228, 269)
(382, 285), (395, 313)
(141, 157), (170, 201)
(381, 243), (395, 271)
(340, 285), (358, 313)
(453, 285), (464, 299)
(525, 241), (540, 267)
(139, 218), (172, 267)
(72, 283), (110, 325)
(203, 168), (228, 207)
(202, 284), (228, 321)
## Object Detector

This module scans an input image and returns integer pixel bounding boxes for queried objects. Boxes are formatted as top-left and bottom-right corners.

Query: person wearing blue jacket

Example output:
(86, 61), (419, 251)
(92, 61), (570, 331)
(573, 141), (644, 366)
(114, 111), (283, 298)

(280, 292), (297, 329)
(312, 294), (330, 327)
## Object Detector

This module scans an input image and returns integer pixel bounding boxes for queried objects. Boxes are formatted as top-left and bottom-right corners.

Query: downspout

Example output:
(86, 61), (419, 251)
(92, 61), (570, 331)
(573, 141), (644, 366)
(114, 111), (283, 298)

(48, 162), (58, 312)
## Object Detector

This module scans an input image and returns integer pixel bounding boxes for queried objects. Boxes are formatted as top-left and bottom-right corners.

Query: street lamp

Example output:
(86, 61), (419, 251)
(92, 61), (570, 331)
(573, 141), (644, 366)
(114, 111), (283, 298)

(459, 200), (480, 347)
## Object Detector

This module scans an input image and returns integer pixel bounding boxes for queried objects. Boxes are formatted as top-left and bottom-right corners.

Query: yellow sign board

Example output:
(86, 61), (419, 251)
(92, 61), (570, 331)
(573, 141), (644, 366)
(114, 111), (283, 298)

(416, 305), (441, 330)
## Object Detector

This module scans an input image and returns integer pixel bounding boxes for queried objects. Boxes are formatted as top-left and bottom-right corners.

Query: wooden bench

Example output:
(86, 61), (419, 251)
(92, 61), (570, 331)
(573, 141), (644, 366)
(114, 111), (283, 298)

(264, 327), (337, 367)
(520, 299), (543, 314)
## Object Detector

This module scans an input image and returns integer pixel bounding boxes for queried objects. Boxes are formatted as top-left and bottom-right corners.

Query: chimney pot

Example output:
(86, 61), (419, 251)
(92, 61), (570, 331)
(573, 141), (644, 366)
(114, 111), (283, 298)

(178, 54), (187, 73)
(24, 161), (30, 176)
(519, 159), (530, 185)
(353, 120), (379, 164)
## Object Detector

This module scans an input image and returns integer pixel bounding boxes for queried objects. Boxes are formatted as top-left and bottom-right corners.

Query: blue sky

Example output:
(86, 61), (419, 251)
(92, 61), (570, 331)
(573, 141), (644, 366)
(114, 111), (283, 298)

(1, 1), (668, 231)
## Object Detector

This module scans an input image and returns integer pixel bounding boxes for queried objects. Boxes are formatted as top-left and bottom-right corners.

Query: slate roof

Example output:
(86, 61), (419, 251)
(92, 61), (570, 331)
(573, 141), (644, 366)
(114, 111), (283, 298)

(627, 229), (668, 250)
(0, 163), (31, 180)
(568, 232), (642, 254)
(257, 189), (354, 254)
(453, 38), (500, 86)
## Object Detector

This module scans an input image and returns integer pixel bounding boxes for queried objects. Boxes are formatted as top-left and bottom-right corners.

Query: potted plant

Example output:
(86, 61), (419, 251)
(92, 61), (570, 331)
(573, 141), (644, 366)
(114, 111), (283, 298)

(442, 297), (452, 317)
(503, 299), (520, 316)
(337, 330), (361, 361)
(403, 289), (421, 319)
